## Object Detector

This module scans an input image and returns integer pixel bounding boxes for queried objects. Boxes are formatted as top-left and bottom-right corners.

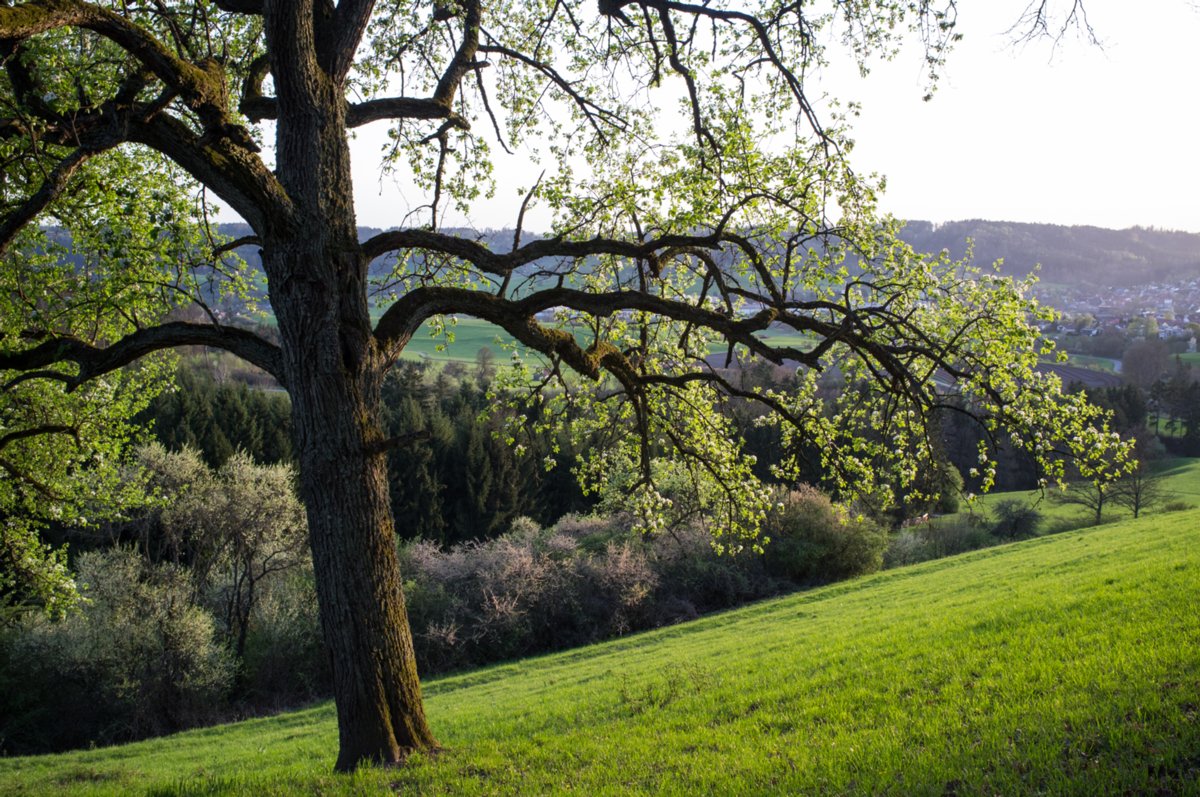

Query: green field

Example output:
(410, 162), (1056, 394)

(1062, 353), (1118, 372)
(4, 509), (1199, 795)
(956, 457), (1200, 529)
(393, 317), (820, 364)
(397, 317), (523, 363)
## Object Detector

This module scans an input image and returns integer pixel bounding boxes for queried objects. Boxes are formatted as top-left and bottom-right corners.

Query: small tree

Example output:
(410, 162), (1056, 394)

(991, 499), (1043, 540)
(1053, 479), (1111, 526)
(2, 548), (233, 752)
(138, 445), (309, 660)
(1110, 463), (1167, 519)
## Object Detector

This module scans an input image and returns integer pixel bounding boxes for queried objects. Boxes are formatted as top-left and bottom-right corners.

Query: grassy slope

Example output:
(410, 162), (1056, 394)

(4, 514), (1200, 796)
(957, 457), (1200, 530)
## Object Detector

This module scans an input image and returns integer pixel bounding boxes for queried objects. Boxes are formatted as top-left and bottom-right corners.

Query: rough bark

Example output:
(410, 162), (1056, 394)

(286, 351), (436, 770)
(259, 2), (437, 767)
(266, 228), (437, 770)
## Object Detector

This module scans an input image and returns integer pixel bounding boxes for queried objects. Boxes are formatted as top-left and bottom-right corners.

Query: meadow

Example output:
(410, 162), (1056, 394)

(2, 507), (1198, 795)
(953, 456), (1200, 530)
(393, 317), (820, 364)
(1061, 353), (1118, 372)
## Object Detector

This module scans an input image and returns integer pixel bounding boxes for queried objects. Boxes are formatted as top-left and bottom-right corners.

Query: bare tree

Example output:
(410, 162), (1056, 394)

(1111, 462), (1168, 519)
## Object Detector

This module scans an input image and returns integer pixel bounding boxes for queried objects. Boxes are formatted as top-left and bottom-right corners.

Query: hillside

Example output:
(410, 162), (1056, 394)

(899, 220), (1200, 287)
(3, 510), (1198, 796)
(213, 220), (1200, 292)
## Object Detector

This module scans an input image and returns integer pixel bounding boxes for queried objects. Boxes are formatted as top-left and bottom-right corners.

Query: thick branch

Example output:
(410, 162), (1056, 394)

(0, 322), (284, 387)
(213, 0), (263, 13)
(130, 113), (293, 234)
(377, 285), (793, 365)
(0, 425), (78, 452)
(360, 227), (724, 274)
(325, 0), (375, 81)
(432, 0), (481, 107)
(0, 146), (111, 255)
(0, 0), (231, 129)
(263, 0), (325, 111)
(239, 53), (274, 121)
(0, 101), (286, 235)
(376, 283), (949, 409)
(346, 96), (468, 128)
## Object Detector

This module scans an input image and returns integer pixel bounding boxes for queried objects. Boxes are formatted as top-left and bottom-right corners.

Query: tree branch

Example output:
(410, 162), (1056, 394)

(0, 425), (78, 453)
(477, 43), (628, 142)
(346, 96), (468, 128)
(238, 53), (274, 121)
(213, 0), (263, 14)
(432, 0), (481, 107)
(0, 145), (113, 256)
(360, 227), (726, 273)
(213, 235), (261, 257)
(0, 0), (234, 132)
(325, 0), (376, 82)
(130, 113), (293, 234)
(0, 322), (284, 387)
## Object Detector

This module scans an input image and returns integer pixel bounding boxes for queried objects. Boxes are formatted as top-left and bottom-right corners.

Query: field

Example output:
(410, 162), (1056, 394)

(394, 317), (819, 364)
(397, 317), (524, 363)
(954, 456), (1200, 530)
(1061, 353), (1118, 372)
(3, 508), (1199, 795)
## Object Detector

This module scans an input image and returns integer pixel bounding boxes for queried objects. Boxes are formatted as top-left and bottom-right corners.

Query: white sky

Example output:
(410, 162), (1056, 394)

(348, 1), (1200, 234)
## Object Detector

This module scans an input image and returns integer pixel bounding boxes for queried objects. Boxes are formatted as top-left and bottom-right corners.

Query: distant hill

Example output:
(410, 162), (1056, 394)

(214, 220), (1200, 290)
(898, 220), (1200, 287)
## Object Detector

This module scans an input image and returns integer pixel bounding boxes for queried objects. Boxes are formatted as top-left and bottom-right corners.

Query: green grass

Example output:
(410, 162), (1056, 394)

(395, 317), (524, 363)
(1061, 353), (1118, 372)
(5, 512), (1200, 795)
(956, 456), (1200, 529)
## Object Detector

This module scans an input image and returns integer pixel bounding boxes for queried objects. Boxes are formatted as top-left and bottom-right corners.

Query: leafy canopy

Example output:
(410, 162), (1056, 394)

(0, 0), (1130, 607)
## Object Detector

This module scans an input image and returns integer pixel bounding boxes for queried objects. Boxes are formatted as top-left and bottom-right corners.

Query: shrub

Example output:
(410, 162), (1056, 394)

(399, 521), (658, 672)
(239, 567), (329, 705)
(762, 486), (887, 584)
(550, 513), (626, 553)
(883, 530), (935, 568)
(0, 549), (232, 754)
(649, 523), (771, 617)
(991, 499), (1044, 540)
(921, 516), (994, 557)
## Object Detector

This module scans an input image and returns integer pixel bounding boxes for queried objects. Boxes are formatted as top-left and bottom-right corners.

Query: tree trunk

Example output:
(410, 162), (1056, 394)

(289, 368), (437, 770)
(262, 44), (437, 768)
(269, 235), (437, 768)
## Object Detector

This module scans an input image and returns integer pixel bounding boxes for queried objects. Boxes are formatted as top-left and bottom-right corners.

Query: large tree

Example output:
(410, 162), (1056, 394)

(0, 0), (1128, 772)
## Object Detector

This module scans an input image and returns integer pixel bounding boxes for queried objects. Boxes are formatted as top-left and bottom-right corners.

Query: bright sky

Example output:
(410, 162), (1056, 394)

(348, 2), (1200, 234)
